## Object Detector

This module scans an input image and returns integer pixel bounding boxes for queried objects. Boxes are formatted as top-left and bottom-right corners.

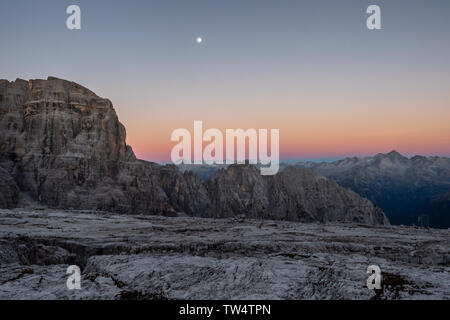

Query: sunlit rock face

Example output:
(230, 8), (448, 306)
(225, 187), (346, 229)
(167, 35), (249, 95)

(0, 77), (388, 225)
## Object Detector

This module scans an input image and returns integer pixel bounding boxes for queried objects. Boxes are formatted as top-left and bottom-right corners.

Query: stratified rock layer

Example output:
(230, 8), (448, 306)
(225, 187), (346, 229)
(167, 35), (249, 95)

(0, 77), (388, 225)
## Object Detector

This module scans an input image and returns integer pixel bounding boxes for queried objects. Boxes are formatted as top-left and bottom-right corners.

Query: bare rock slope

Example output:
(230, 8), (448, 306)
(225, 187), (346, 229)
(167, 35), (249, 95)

(0, 77), (387, 225)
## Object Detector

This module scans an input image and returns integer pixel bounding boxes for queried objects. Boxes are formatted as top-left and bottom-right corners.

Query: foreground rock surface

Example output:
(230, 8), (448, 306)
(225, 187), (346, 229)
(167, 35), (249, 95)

(0, 77), (388, 225)
(0, 209), (447, 300)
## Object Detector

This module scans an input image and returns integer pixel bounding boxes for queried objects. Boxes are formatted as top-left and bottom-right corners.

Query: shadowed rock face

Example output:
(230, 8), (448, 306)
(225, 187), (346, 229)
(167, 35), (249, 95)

(0, 168), (18, 208)
(206, 165), (388, 224)
(0, 77), (388, 225)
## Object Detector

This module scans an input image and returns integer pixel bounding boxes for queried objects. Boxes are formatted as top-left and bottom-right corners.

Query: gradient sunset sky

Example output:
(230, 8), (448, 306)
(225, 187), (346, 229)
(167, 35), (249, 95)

(1, 0), (449, 162)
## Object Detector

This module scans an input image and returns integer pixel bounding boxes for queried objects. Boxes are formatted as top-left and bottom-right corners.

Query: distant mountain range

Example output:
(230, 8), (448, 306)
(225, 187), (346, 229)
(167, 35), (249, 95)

(180, 151), (450, 228)
(292, 151), (450, 228)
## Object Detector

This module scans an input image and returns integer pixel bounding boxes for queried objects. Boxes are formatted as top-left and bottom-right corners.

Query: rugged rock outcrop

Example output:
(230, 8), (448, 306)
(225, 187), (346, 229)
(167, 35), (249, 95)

(207, 165), (388, 224)
(0, 77), (179, 214)
(0, 77), (388, 225)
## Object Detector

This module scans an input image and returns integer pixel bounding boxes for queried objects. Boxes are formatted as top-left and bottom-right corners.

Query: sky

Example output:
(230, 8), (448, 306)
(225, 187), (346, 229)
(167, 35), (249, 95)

(0, 0), (449, 162)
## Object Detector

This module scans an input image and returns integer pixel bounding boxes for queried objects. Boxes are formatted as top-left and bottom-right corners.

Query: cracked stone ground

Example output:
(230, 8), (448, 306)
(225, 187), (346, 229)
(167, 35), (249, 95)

(0, 208), (448, 299)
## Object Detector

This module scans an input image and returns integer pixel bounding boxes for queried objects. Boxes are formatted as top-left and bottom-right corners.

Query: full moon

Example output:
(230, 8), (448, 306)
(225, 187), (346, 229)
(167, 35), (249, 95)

(196, 37), (203, 43)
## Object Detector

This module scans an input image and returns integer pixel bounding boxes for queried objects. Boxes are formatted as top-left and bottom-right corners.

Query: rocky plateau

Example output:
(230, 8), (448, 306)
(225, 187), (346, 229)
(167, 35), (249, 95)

(0, 208), (448, 300)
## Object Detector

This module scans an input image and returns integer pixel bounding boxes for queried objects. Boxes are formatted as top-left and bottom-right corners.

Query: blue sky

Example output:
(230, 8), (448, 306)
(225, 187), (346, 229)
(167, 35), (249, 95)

(1, 0), (449, 161)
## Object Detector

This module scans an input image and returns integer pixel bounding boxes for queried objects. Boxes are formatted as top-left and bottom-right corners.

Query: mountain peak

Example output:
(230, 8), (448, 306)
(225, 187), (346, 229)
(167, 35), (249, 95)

(387, 150), (402, 156)
(388, 150), (408, 160)
(378, 150), (408, 161)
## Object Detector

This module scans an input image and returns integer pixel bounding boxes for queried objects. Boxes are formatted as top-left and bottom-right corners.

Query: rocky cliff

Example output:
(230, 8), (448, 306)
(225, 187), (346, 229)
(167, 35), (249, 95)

(0, 77), (388, 225)
(206, 164), (388, 224)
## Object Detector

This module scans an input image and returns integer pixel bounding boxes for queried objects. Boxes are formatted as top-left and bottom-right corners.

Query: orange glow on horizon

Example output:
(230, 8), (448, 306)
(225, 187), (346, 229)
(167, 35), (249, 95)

(114, 82), (450, 163)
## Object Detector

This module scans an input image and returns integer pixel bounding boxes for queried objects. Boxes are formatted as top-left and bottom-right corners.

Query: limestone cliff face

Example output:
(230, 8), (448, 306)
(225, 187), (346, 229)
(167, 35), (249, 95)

(0, 77), (164, 212)
(0, 77), (389, 225)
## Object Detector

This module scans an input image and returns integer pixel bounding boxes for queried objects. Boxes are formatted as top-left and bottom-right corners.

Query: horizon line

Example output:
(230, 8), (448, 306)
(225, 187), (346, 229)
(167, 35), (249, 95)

(142, 150), (450, 165)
